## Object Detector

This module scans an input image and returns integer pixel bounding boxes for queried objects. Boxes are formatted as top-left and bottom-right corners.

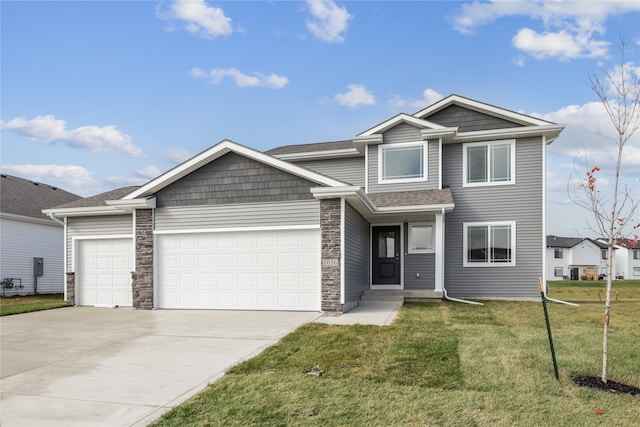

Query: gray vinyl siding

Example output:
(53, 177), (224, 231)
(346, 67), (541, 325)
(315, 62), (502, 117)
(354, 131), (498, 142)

(66, 214), (133, 271)
(156, 152), (316, 208)
(426, 105), (524, 132)
(294, 157), (365, 186)
(367, 123), (440, 193)
(0, 217), (64, 294)
(344, 202), (370, 303)
(442, 137), (544, 299)
(403, 224), (435, 290)
(154, 200), (320, 231)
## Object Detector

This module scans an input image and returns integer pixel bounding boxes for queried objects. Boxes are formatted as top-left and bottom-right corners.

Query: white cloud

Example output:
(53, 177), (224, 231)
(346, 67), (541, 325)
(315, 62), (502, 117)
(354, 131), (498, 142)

(104, 175), (149, 186)
(513, 28), (609, 60)
(451, 0), (640, 61)
(0, 164), (95, 188)
(333, 84), (376, 108)
(167, 148), (193, 164)
(136, 165), (161, 179)
(306, 0), (352, 43)
(159, 0), (232, 39)
(389, 89), (444, 110)
(0, 115), (143, 157)
(191, 67), (289, 88)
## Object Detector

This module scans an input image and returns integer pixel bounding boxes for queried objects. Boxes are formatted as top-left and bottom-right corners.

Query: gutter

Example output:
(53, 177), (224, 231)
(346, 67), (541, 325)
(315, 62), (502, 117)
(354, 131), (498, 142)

(47, 212), (64, 226)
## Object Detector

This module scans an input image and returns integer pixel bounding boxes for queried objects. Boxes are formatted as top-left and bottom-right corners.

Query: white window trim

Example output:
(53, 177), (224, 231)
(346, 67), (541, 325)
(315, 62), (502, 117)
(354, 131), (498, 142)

(463, 221), (516, 267)
(462, 139), (516, 188)
(378, 141), (428, 184)
(408, 222), (435, 254)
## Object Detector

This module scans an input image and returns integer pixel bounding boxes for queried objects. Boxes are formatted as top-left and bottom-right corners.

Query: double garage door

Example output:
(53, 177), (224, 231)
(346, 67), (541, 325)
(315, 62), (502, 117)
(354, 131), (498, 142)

(75, 229), (320, 311)
(157, 229), (320, 311)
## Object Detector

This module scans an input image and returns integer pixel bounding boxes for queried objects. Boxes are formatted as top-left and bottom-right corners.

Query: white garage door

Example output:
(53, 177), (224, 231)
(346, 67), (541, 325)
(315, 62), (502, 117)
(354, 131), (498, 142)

(76, 238), (133, 307)
(157, 229), (320, 311)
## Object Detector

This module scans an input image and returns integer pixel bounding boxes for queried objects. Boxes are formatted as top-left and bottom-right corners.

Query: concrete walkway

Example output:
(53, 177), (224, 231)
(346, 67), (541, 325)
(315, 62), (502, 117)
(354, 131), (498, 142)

(0, 307), (319, 427)
(315, 301), (403, 326)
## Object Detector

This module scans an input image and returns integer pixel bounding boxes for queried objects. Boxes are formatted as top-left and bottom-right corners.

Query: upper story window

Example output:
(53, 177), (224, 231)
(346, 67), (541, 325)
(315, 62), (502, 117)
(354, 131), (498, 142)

(601, 249), (608, 259)
(633, 249), (640, 260)
(379, 142), (427, 184)
(463, 140), (515, 187)
(554, 248), (563, 259)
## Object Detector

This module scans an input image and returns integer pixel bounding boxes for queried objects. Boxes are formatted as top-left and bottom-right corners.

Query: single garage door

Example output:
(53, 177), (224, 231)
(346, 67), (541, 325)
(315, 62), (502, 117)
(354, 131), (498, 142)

(157, 229), (320, 311)
(76, 238), (133, 307)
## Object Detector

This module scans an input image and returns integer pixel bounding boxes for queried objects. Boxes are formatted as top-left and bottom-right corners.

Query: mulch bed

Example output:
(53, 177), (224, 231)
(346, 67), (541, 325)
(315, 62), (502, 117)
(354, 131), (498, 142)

(572, 375), (640, 395)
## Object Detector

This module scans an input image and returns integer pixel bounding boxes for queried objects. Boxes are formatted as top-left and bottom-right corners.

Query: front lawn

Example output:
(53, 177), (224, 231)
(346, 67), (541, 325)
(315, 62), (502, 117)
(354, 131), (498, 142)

(152, 286), (640, 426)
(0, 294), (69, 316)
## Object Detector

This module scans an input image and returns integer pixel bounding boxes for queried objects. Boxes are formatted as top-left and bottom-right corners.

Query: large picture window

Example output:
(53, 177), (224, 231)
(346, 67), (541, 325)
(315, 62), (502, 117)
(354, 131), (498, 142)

(379, 142), (427, 183)
(463, 140), (515, 187)
(464, 222), (516, 266)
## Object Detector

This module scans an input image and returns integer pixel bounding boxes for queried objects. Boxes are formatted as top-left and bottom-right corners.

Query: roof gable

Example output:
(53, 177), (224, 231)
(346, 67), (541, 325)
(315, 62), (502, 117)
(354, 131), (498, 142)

(414, 94), (554, 127)
(125, 139), (346, 200)
(357, 113), (444, 137)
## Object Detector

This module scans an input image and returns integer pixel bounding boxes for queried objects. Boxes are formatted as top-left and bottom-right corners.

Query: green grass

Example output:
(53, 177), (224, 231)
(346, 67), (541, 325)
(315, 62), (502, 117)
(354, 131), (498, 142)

(0, 293), (69, 316)
(152, 287), (640, 427)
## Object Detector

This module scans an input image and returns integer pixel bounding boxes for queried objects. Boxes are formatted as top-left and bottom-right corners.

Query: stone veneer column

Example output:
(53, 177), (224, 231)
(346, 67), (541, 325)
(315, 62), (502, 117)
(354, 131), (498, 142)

(132, 209), (153, 309)
(320, 198), (342, 313)
(66, 272), (75, 305)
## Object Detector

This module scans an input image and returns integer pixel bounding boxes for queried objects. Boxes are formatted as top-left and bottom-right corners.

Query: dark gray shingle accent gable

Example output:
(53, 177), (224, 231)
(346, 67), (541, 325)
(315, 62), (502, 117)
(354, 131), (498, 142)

(425, 104), (524, 132)
(155, 152), (318, 207)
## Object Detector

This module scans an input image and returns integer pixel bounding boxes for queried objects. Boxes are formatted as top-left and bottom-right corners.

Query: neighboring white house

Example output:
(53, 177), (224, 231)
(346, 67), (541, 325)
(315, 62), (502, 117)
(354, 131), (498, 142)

(546, 235), (613, 281)
(0, 174), (80, 295)
(607, 238), (640, 280)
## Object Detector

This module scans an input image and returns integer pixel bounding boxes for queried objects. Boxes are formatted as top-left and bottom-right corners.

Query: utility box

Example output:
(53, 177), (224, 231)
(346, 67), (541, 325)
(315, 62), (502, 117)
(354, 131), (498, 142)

(33, 257), (44, 277)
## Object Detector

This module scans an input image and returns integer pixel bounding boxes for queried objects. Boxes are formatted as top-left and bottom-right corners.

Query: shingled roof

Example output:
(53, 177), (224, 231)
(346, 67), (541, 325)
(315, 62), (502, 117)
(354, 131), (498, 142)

(51, 186), (140, 209)
(266, 140), (356, 156)
(0, 174), (81, 221)
(368, 188), (454, 208)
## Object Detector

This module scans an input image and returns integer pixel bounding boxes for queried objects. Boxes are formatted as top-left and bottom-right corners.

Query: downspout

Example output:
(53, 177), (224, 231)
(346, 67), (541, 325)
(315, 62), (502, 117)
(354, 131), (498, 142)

(48, 212), (64, 225)
(439, 208), (483, 306)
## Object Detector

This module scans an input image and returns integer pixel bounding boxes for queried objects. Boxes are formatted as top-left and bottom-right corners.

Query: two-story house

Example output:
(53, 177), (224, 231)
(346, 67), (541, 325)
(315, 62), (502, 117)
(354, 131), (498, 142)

(43, 95), (564, 313)
(610, 238), (640, 280)
(546, 235), (612, 281)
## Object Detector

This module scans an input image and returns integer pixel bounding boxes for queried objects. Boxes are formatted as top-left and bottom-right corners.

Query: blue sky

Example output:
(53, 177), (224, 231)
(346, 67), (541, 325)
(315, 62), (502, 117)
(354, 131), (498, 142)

(1, 0), (639, 238)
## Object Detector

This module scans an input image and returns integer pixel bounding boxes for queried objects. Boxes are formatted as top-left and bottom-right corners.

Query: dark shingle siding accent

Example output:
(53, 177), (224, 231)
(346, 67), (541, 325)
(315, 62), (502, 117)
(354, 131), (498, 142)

(426, 105), (524, 132)
(155, 152), (317, 207)
(0, 174), (81, 220)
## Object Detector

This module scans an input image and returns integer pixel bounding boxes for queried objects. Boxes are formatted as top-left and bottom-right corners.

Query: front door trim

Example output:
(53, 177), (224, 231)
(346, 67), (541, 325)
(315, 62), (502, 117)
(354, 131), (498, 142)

(370, 223), (403, 289)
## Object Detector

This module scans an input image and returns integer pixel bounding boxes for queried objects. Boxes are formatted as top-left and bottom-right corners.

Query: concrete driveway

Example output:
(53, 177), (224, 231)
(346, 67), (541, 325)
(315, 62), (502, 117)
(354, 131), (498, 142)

(0, 307), (320, 427)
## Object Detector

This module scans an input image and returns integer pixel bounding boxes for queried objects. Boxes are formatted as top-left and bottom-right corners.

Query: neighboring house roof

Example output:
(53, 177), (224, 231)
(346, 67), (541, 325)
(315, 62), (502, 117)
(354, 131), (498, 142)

(547, 235), (584, 248)
(546, 235), (611, 250)
(0, 174), (80, 222)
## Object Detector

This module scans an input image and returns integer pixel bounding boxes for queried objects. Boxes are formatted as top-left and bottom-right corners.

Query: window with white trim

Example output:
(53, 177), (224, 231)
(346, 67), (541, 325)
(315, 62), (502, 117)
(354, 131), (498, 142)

(554, 248), (563, 259)
(634, 267), (640, 277)
(633, 249), (640, 260)
(379, 142), (427, 183)
(464, 221), (516, 266)
(408, 223), (434, 254)
(463, 140), (515, 187)
(554, 267), (563, 277)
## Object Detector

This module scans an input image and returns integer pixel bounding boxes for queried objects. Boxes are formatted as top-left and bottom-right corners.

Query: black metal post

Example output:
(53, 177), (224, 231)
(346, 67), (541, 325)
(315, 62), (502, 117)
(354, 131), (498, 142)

(539, 278), (559, 380)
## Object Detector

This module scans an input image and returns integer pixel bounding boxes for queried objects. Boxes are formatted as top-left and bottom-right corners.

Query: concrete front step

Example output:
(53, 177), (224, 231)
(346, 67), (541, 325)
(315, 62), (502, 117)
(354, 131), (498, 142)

(361, 290), (443, 303)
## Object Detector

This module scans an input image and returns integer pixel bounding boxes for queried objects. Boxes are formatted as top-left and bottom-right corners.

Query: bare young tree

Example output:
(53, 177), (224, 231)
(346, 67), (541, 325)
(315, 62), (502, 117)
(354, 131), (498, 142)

(569, 39), (640, 383)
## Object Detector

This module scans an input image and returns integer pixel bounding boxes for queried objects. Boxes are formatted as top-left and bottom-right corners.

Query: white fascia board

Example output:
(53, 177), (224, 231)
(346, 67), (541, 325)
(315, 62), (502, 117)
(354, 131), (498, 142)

(451, 124), (565, 144)
(0, 212), (60, 227)
(41, 206), (126, 217)
(421, 127), (458, 140)
(353, 134), (383, 145)
(414, 95), (556, 127)
(273, 148), (361, 161)
(125, 140), (345, 200)
(376, 203), (455, 213)
(106, 197), (156, 210)
(358, 114), (444, 136)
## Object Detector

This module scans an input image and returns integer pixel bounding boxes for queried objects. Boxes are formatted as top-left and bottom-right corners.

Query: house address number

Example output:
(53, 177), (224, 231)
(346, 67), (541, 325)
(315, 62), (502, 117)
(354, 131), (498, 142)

(322, 258), (339, 267)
